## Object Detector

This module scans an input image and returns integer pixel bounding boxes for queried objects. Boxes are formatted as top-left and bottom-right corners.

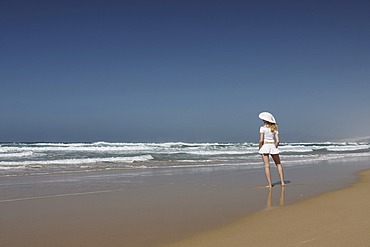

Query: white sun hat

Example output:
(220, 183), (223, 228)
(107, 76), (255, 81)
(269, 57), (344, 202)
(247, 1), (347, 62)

(258, 112), (276, 124)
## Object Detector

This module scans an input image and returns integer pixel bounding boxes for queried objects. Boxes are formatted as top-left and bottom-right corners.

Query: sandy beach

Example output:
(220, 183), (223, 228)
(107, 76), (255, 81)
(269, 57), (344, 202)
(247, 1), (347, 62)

(166, 168), (370, 247)
(1, 158), (370, 247)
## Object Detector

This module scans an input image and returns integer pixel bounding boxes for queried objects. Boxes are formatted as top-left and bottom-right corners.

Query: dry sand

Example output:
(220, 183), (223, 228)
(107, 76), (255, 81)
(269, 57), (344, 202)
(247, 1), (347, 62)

(165, 169), (370, 247)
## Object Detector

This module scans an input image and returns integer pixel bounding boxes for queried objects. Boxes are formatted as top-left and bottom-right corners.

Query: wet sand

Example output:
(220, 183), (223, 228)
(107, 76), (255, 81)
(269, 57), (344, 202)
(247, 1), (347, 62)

(0, 158), (369, 247)
(166, 168), (370, 247)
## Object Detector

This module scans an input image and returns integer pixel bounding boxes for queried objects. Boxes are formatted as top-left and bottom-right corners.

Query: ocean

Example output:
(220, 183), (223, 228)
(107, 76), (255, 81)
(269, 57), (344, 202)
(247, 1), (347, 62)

(1, 141), (370, 177)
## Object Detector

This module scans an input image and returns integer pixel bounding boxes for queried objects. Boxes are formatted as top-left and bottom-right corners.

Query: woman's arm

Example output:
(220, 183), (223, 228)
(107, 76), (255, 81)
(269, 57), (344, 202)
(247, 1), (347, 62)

(275, 132), (280, 148)
(259, 133), (264, 149)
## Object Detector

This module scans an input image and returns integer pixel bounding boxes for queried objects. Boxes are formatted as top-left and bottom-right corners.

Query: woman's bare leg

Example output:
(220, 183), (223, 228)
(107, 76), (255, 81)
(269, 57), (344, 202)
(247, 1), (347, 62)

(262, 154), (272, 188)
(272, 154), (286, 186)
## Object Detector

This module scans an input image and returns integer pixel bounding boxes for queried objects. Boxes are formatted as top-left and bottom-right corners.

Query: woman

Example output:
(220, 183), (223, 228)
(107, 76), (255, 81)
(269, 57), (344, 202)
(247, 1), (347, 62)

(258, 112), (286, 188)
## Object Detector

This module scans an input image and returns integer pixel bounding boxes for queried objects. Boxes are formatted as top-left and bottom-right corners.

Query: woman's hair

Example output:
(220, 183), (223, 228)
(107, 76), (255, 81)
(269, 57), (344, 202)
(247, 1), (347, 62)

(270, 123), (278, 132)
(264, 121), (278, 132)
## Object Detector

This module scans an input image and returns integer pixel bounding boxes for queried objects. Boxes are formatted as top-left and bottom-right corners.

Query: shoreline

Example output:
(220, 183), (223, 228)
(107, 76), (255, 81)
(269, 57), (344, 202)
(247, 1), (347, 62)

(165, 167), (370, 247)
(1, 158), (369, 247)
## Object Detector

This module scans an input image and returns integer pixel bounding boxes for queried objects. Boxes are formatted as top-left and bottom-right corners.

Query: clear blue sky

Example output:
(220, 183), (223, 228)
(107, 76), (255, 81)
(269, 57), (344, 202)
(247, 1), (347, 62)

(1, 0), (369, 142)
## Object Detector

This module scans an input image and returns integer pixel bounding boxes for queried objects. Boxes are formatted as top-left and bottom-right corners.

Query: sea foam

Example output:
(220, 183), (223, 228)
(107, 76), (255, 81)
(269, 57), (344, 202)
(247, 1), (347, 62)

(0, 142), (369, 176)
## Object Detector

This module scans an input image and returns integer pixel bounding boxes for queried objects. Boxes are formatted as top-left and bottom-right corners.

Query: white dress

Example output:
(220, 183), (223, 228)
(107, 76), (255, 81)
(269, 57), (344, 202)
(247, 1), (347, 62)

(259, 126), (279, 154)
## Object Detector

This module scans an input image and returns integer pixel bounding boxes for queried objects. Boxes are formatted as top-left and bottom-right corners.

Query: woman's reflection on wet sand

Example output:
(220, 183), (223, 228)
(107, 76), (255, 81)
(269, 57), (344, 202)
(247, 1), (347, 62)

(266, 186), (285, 210)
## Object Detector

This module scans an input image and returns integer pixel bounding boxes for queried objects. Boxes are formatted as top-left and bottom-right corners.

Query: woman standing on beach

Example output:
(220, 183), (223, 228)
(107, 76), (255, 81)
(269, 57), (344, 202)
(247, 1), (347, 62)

(258, 112), (286, 188)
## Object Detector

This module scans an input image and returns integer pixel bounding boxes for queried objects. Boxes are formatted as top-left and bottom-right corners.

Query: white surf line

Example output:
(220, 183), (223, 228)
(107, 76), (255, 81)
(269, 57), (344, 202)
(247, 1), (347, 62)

(0, 188), (126, 203)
